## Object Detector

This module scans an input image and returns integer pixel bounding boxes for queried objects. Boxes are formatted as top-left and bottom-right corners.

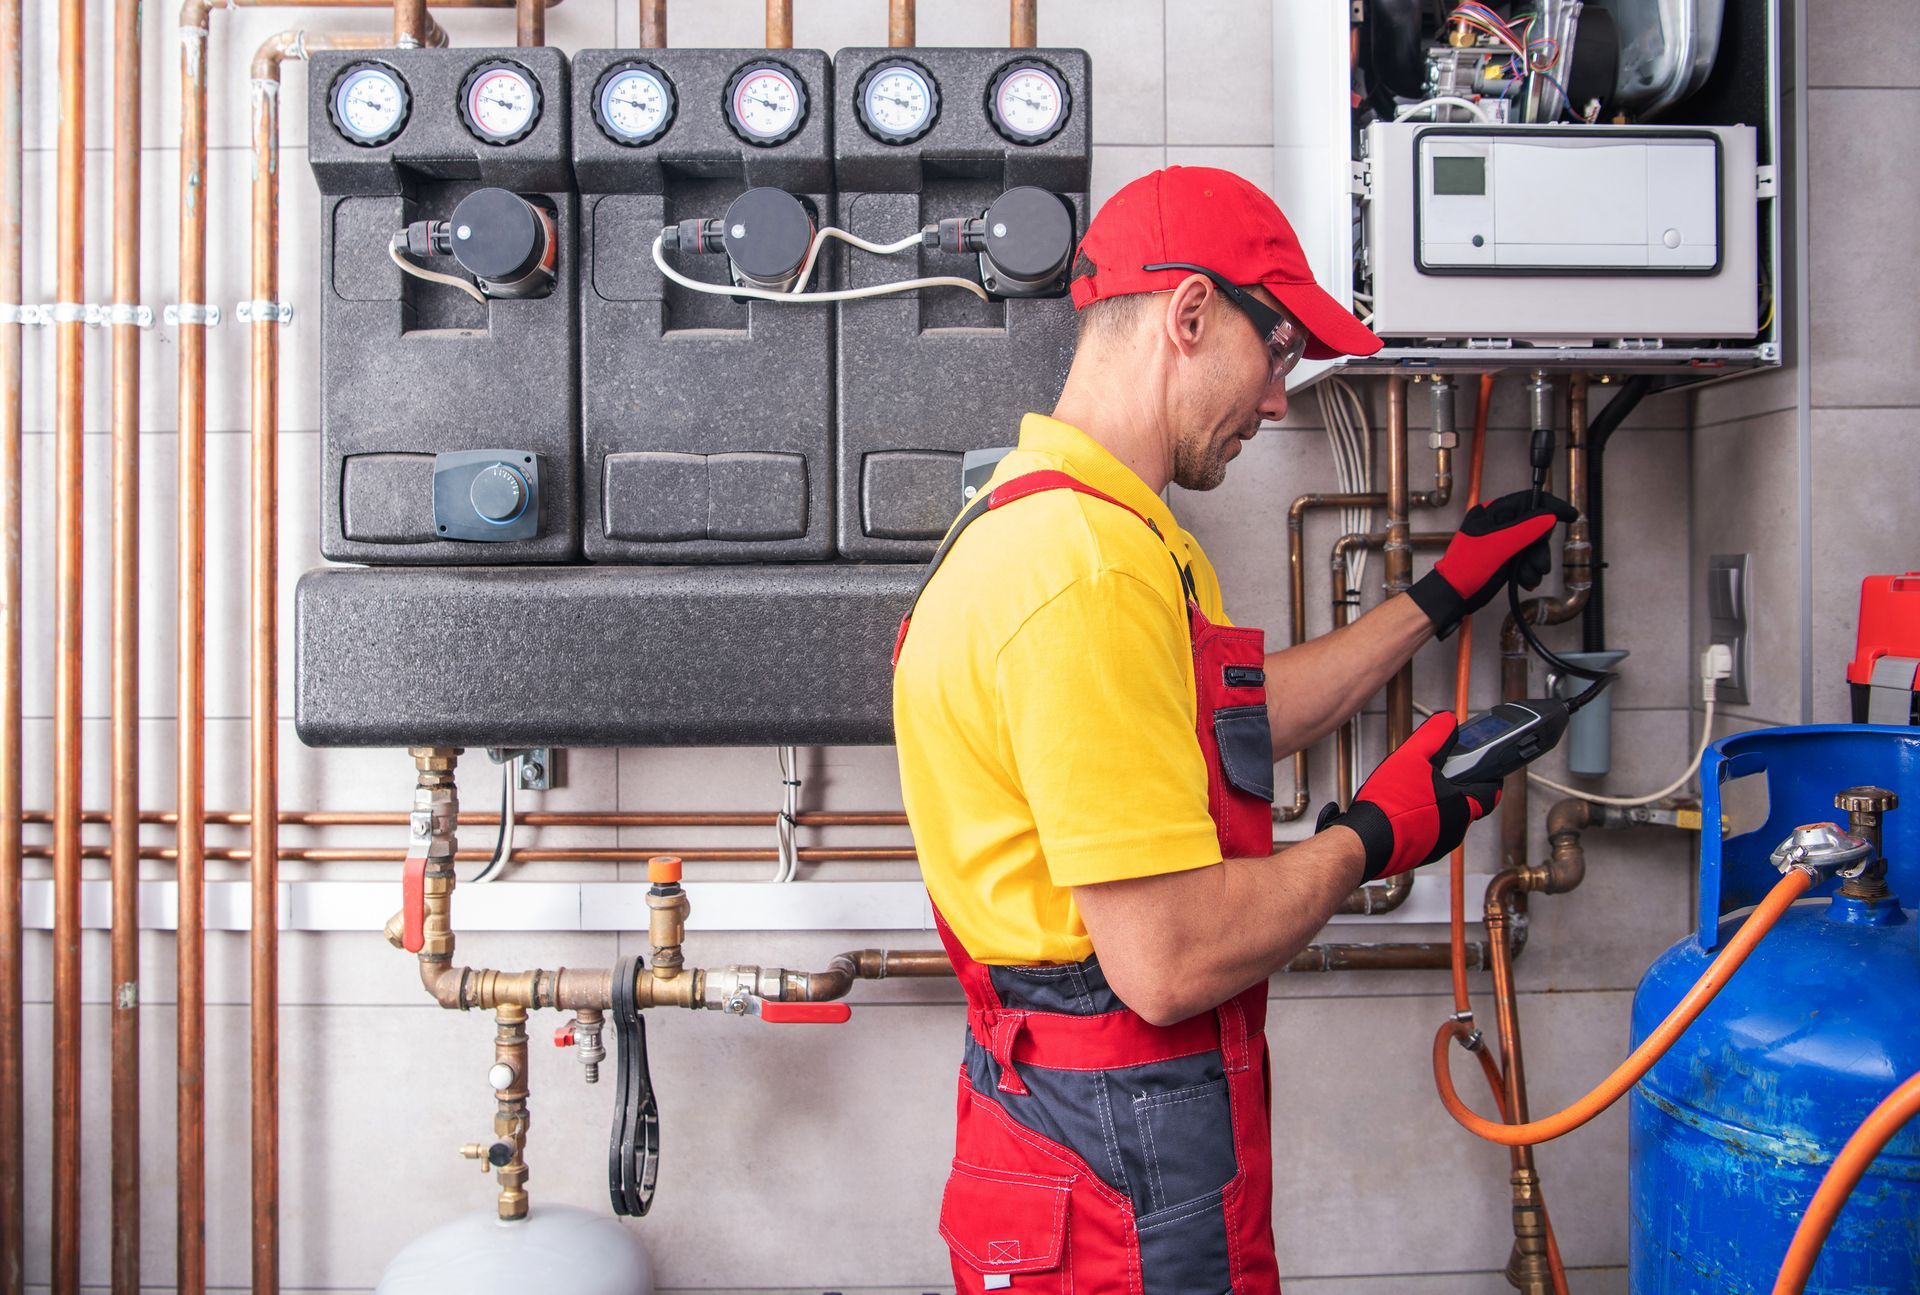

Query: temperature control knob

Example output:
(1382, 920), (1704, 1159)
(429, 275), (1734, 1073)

(469, 463), (528, 524)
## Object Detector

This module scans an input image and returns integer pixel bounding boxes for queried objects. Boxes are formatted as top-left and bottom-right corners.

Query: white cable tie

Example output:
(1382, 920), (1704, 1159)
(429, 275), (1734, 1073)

(104, 304), (154, 328)
(235, 299), (294, 325)
(164, 303), (222, 327)
(50, 302), (103, 326)
(0, 304), (49, 327)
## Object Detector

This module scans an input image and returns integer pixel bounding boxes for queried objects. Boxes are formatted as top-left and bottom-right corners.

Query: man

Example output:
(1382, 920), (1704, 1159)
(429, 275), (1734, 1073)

(891, 167), (1574, 1293)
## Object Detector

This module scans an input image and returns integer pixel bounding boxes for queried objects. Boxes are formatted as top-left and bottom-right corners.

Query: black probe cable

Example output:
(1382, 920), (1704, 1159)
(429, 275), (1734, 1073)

(1507, 580), (1616, 712)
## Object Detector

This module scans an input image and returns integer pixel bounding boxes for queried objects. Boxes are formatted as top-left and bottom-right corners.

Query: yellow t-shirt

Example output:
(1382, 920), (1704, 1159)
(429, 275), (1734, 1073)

(892, 413), (1236, 964)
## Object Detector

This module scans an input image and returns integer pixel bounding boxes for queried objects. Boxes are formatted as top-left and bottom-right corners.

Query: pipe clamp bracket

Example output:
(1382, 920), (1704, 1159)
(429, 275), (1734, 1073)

(104, 303), (155, 328)
(0, 304), (49, 326)
(51, 302), (103, 326)
(165, 303), (222, 327)
(236, 299), (294, 325)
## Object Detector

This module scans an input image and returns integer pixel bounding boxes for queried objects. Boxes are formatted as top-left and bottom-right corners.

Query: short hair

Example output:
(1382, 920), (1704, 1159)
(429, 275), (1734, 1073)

(1074, 292), (1156, 347)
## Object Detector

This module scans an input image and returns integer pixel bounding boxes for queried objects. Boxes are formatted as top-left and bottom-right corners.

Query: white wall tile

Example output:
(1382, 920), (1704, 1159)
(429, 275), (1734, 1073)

(1166, 0), (1274, 145)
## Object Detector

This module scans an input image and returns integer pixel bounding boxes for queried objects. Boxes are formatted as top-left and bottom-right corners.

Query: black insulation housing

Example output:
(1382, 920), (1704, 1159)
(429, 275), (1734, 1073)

(309, 47), (580, 563)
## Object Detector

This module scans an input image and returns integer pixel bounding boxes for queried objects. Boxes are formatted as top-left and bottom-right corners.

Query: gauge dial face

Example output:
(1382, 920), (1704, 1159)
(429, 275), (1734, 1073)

(858, 60), (939, 145)
(460, 61), (542, 146)
(330, 64), (409, 147)
(989, 62), (1070, 146)
(595, 62), (675, 146)
(726, 62), (808, 147)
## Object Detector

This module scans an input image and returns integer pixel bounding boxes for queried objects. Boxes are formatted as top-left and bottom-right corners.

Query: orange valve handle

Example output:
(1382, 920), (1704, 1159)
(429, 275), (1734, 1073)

(1434, 866), (1813, 1146)
(1772, 1069), (1920, 1295)
(760, 1001), (851, 1025)
(401, 854), (427, 954)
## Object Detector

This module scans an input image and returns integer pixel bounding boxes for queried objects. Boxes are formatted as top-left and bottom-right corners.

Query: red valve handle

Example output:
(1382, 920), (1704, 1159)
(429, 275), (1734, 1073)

(554, 1023), (576, 1048)
(760, 1001), (851, 1025)
(401, 855), (427, 954)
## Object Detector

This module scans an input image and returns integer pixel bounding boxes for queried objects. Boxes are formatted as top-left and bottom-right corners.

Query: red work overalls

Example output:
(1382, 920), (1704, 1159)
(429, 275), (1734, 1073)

(895, 470), (1282, 1293)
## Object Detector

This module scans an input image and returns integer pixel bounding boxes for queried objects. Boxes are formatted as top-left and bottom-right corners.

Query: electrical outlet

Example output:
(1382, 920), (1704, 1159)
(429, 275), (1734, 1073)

(1708, 554), (1751, 704)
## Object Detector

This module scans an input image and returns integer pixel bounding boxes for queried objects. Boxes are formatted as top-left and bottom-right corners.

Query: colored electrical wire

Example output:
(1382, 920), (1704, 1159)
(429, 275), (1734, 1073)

(1434, 866), (1815, 1146)
(1772, 1070), (1920, 1295)
(652, 232), (989, 304)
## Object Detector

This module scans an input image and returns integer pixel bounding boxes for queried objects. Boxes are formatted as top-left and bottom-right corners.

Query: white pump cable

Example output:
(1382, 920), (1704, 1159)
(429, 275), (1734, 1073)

(790, 226), (924, 295)
(388, 241), (488, 305)
(652, 231), (991, 304)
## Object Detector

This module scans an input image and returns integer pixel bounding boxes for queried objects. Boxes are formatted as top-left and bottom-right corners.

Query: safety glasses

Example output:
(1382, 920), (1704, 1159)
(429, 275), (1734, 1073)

(1142, 261), (1309, 383)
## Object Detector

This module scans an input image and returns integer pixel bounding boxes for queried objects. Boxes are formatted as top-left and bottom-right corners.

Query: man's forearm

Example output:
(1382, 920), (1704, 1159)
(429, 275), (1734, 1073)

(1263, 594), (1433, 754)
(1074, 828), (1369, 1025)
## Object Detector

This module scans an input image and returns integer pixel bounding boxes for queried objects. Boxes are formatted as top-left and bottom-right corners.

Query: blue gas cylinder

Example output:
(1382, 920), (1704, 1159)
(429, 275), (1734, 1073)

(1629, 725), (1920, 1293)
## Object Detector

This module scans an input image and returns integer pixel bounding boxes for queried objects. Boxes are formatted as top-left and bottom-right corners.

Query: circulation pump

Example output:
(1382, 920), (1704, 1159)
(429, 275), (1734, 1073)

(661, 186), (818, 293)
(922, 185), (1075, 298)
(391, 187), (558, 300)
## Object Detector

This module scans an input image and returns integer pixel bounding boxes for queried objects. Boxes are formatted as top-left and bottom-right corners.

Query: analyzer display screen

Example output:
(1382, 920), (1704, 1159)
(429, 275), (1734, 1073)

(1457, 710), (1523, 748)
(1432, 154), (1486, 196)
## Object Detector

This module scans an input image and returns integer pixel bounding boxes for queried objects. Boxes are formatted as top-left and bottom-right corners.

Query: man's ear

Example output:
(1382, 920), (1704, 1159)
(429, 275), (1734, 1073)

(1162, 273), (1215, 358)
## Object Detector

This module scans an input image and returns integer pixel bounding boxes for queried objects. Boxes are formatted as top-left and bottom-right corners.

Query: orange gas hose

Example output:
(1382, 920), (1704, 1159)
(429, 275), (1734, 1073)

(1436, 867), (1815, 1145)
(1771, 1069), (1920, 1295)
(1443, 374), (1567, 1295)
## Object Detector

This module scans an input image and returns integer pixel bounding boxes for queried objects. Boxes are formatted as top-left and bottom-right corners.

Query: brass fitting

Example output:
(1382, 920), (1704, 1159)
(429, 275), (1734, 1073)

(1504, 1167), (1554, 1295)
(646, 856), (690, 980)
(491, 1003), (531, 1221)
(1836, 786), (1898, 901)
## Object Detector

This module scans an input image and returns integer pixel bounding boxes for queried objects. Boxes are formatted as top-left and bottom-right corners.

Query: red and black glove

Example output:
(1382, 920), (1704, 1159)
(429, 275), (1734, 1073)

(1314, 713), (1500, 882)
(1410, 490), (1579, 638)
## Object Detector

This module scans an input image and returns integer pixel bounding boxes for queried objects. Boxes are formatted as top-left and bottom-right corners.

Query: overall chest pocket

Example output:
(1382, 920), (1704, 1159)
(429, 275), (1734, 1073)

(939, 1160), (1072, 1293)
(1131, 1076), (1238, 1213)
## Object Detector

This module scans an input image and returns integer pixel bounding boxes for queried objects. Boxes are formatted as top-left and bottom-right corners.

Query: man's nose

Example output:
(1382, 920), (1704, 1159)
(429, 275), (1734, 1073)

(1257, 378), (1289, 425)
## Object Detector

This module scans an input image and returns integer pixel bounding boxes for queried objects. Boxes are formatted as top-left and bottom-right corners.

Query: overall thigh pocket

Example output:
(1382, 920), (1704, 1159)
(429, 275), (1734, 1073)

(939, 1160), (1072, 1293)
(1131, 1076), (1238, 1213)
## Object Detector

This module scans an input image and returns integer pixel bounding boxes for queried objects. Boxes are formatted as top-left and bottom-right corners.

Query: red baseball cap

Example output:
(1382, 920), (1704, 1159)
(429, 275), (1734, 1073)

(1071, 165), (1381, 360)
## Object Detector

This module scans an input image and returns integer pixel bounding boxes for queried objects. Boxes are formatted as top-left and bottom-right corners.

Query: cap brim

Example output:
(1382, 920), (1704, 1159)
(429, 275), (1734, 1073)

(1267, 279), (1383, 360)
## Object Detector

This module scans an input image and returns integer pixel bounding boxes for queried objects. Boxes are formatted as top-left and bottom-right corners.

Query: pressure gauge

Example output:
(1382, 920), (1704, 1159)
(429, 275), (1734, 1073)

(724, 60), (808, 148)
(856, 58), (939, 146)
(329, 63), (410, 147)
(459, 60), (542, 146)
(987, 60), (1070, 146)
(594, 61), (675, 147)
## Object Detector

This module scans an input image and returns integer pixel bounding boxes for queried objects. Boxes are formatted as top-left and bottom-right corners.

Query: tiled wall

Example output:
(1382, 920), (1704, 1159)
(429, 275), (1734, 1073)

(16, 1), (1817, 1291)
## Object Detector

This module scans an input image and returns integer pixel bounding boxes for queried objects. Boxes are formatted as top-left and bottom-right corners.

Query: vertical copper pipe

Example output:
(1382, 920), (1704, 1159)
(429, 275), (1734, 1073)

(765, 0), (791, 48)
(51, 0), (85, 1287)
(1010, 0), (1036, 46)
(177, 4), (215, 1291)
(889, 0), (914, 46)
(394, 0), (427, 46)
(1383, 375), (1413, 751)
(251, 37), (286, 1291)
(636, 0), (666, 47)
(110, 0), (143, 1287)
(0, 0), (20, 1284)
(516, 0), (544, 45)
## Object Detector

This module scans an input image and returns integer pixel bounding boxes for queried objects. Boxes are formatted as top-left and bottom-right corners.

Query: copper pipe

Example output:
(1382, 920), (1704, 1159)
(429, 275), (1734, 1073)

(765, 0), (791, 48)
(1278, 408), (1456, 826)
(1329, 529), (1446, 917)
(889, 0), (914, 46)
(177, 7), (216, 1290)
(394, 0), (427, 45)
(250, 38), (385, 1289)
(1384, 375), (1413, 752)
(1329, 529), (1448, 808)
(0, 0), (22, 1283)
(1487, 870), (1553, 1293)
(516, 0), (543, 45)
(636, 0), (665, 46)
(26, 807), (913, 829)
(110, 0), (143, 1287)
(29, 844), (922, 863)
(1010, 0), (1036, 46)
(50, 0), (85, 1285)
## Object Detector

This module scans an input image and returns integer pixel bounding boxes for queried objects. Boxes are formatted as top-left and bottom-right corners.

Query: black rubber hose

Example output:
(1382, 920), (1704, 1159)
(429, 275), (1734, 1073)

(1582, 375), (1655, 652)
